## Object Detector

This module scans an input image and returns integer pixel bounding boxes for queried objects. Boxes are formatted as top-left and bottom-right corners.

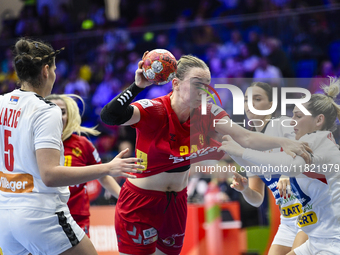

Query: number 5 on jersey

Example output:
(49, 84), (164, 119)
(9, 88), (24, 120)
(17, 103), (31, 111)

(4, 129), (14, 171)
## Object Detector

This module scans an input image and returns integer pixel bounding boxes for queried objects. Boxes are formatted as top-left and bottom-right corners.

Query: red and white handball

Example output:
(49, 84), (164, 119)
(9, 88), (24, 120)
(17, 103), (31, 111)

(142, 49), (177, 85)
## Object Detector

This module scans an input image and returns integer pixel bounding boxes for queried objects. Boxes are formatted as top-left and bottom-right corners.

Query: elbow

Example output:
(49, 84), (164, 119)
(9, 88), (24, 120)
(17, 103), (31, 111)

(100, 107), (121, 126)
(247, 196), (264, 208)
(100, 106), (111, 125)
(240, 133), (251, 148)
(249, 199), (263, 207)
(41, 172), (57, 187)
(42, 178), (55, 188)
(252, 202), (263, 208)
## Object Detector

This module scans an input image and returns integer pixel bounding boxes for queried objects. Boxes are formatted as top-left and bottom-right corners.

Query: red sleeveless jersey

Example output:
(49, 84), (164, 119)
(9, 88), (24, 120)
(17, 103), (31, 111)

(131, 93), (229, 177)
(64, 134), (101, 216)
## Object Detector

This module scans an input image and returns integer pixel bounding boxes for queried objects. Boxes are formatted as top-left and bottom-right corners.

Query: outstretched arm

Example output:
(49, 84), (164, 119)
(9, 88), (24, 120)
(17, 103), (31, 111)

(37, 148), (144, 187)
(215, 117), (311, 163)
(231, 172), (265, 207)
(218, 135), (325, 177)
(98, 175), (121, 198)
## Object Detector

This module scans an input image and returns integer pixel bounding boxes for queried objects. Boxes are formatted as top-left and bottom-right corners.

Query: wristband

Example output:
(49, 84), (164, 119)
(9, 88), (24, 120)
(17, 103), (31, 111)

(100, 82), (144, 125)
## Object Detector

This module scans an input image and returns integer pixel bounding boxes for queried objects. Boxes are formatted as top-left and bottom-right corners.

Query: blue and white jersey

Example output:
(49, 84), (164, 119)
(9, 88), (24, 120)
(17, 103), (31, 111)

(260, 175), (305, 226)
(243, 131), (340, 238)
(248, 116), (304, 226)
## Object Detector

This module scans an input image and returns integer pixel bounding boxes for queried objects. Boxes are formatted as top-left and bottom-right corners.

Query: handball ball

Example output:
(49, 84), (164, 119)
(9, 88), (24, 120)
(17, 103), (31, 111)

(142, 49), (177, 85)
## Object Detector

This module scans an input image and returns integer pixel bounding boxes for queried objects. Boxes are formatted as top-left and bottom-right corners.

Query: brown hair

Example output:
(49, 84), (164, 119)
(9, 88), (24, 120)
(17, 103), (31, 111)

(175, 55), (209, 80)
(250, 82), (273, 102)
(13, 38), (63, 87)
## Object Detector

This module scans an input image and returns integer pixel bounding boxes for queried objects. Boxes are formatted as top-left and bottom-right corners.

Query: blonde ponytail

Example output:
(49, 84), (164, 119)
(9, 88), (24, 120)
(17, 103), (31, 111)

(307, 76), (340, 131)
(324, 77), (340, 125)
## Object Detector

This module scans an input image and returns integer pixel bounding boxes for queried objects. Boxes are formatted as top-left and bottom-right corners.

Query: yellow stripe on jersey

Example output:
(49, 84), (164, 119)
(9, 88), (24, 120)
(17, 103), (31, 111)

(64, 155), (72, 166)
(136, 149), (148, 171)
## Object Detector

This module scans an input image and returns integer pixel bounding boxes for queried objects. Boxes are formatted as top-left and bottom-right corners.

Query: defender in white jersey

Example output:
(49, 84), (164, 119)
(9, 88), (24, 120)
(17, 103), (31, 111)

(0, 38), (144, 255)
(230, 82), (306, 255)
(219, 77), (340, 255)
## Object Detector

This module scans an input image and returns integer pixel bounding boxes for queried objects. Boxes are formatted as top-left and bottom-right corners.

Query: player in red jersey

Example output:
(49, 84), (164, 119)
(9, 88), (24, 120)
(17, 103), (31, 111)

(46, 94), (122, 237)
(101, 52), (310, 255)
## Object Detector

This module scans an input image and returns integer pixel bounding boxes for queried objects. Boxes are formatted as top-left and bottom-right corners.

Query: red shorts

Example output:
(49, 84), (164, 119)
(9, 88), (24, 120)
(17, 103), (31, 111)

(115, 179), (187, 255)
(72, 214), (90, 238)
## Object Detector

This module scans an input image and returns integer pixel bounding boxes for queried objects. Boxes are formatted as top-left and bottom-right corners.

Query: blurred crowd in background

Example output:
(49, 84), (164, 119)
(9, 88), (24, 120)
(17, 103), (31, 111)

(1, 0), (340, 227)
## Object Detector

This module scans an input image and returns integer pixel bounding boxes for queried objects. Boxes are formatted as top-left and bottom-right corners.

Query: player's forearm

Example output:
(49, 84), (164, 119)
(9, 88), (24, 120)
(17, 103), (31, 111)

(100, 82), (144, 125)
(216, 119), (284, 151)
(230, 155), (257, 169)
(230, 155), (271, 206)
(98, 175), (121, 198)
(242, 149), (304, 177)
(227, 156), (264, 207)
(244, 131), (285, 151)
(42, 164), (110, 187)
(240, 186), (264, 207)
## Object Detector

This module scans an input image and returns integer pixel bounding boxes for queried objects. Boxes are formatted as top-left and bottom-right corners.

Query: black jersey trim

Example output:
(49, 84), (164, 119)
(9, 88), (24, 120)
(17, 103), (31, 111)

(56, 211), (80, 247)
(260, 121), (270, 134)
(165, 165), (190, 173)
(34, 94), (56, 106)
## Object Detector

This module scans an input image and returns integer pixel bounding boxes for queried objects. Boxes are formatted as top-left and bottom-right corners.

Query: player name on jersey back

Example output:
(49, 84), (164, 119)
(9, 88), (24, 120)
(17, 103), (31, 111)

(0, 107), (21, 128)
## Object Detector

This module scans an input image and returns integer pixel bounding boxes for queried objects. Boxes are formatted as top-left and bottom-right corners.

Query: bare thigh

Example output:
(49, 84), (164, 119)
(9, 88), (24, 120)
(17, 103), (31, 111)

(268, 244), (291, 255)
(291, 231), (308, 250)
(59, 235), (98, 255)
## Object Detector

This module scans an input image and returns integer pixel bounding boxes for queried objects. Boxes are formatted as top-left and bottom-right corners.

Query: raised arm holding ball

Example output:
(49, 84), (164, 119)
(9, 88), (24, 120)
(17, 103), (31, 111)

(101, 50), (311, 255)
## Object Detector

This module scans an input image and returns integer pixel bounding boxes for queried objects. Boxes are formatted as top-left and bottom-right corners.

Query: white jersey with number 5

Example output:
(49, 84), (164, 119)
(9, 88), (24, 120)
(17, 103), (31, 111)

(0, 89), (69, 212)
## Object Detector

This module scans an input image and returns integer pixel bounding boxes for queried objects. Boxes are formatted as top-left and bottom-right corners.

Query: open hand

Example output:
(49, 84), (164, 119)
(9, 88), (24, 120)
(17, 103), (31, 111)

(107, 148), (145, 178)
(230, 172), (249, 192)
(217, 135), (245, 157)
(281, 139), (312, 164)
(277, 175), (292, 199)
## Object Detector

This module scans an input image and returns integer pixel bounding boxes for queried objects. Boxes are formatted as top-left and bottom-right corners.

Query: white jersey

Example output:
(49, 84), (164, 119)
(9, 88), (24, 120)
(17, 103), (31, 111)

(259, 116), (296, 151)
(243, 130), (340, 238)
(0, 89), (69, 213)
(294, 131), (340, 238)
